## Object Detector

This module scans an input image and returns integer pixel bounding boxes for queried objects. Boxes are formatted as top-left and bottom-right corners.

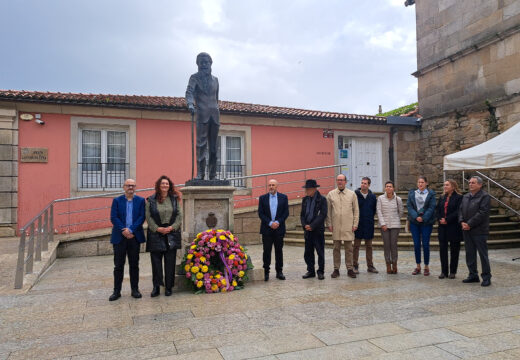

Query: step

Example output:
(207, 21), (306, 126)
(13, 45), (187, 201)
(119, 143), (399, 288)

(284, 237), (520, 249)
(286, 228), (520, 240)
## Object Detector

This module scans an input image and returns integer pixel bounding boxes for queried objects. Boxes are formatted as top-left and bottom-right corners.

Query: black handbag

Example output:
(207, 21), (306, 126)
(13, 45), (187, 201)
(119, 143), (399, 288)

(167, 230), (182, 250)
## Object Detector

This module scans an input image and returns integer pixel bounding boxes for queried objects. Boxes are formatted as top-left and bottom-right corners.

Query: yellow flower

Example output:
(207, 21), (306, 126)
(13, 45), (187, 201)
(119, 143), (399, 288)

(240, 246), (244, 251)
(232, 280), (237, 286)
(221, 287), (227, 292)
(228, 254), (235, 260)
(196, 280), (203, 288)
(206, 229), (213, 233)
(245, 254), (248, 260)
(210, 237), (217, 243)
(196, 232), (202, 239)
(184, 264), (191, 272)
(191, 266), (200, 273)
(200, 256), (206, 263)
(221, 278), (227, 285)
(238, 271), (245, 277)
(190, 244), (197, 250)
(211, 284), (218, 291)
(229, 234), (234, 240)
(187, 254), (193, 260)
(196, 272), (204, 280)
(217, 229), (225, 232)
(215, 274), (221, 279)
(219, 235), (226, 240)
(201, 265), (208, 273)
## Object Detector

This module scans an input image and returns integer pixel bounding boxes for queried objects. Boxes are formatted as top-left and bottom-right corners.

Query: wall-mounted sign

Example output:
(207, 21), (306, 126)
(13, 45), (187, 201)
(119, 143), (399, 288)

(340, 149), (349, 158)
(323, 129), (334, 138)
(20, 148), (48, 163)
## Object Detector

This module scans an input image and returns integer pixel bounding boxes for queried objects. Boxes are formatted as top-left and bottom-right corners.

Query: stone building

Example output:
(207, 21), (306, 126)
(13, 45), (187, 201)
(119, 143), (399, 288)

(408, 0), (520, 209)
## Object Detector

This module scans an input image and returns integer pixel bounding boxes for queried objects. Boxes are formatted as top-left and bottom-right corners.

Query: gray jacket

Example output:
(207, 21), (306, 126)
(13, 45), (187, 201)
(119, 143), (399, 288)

(458, 189), (490, 236)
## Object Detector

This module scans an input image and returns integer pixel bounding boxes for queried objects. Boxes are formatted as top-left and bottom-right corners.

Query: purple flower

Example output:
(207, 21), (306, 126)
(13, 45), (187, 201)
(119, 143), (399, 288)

(186, 272), (192, 278)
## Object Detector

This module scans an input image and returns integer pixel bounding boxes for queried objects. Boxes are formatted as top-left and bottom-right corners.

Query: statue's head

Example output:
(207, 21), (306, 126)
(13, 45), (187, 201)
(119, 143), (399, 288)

(196, 52), (212, 74)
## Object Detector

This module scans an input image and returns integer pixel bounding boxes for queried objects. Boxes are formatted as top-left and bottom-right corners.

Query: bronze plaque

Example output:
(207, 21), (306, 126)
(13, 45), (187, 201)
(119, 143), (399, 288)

(20, 148), (48, 163)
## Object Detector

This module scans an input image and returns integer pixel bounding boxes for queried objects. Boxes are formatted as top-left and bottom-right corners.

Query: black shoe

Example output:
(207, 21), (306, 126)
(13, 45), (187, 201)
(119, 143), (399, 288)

(165, 288), (173, 296)
(438, 273), (446, 279)
(302, 272), (316, 279)
(481, 279), (491, 287)
(317, 272), (325, 280)
(131, 289), (142, 299)
(462, 277), (480, 283)
(109, 291), (121, 301)
(276, 272), (286, 280)
(448, 273), (456, 279)
(347, 269), (357, 278)
(264, 270), (269, 282)
(151, 286), (160, 297)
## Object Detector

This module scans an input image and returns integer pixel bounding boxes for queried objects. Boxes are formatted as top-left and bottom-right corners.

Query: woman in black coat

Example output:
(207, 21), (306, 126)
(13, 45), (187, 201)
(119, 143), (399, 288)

(146, 175), (182, 297)
(436, 179), (463, 279)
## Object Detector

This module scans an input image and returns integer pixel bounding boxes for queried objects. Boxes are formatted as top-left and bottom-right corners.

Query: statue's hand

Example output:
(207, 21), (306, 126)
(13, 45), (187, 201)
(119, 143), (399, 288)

(188, 104), (195, 115)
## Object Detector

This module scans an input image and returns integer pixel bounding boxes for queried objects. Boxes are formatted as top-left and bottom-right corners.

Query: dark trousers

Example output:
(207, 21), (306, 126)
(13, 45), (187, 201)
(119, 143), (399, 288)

(464, 232), (491, 281)
(304, 230), (325, 274)
(113, 237), (140, 292)
(262, 233), (284, 273)
(150, 249), (177, 289)
(196, 119), (219, 178)
(410, 223), (433, 265)
(438, 226), (461, 275)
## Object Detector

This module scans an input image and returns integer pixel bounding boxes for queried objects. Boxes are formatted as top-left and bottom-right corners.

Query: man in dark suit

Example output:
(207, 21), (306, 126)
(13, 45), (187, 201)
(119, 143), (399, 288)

(109, 178), (146, 301)
(459, 175), (492, 287)
(258, 179), (289, 281)
(300, 179), (328, 280)
(185, 52), (220, 180)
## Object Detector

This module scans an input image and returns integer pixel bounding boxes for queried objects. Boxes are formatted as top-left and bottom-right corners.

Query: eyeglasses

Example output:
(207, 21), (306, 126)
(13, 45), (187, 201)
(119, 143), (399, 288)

(124, 184), (136, 188)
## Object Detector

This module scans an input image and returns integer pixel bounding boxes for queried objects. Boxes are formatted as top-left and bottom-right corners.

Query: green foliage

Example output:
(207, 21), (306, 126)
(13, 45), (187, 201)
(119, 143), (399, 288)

(377, 102), (418, 117)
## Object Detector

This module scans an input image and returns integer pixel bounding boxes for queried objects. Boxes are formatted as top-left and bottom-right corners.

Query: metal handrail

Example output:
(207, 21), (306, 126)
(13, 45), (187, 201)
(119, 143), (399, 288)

(462, 174), (520, 217)
(476, 171), (520, 199)
(14, 163), (341, 289)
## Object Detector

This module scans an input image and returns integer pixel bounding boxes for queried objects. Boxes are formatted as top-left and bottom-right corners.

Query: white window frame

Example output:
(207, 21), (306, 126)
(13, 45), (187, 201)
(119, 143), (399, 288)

(77, 126), (130, 191)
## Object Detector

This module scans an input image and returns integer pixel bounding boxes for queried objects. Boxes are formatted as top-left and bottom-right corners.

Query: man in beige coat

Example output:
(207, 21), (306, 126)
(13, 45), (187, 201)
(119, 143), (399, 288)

(326, 174), (360, 278)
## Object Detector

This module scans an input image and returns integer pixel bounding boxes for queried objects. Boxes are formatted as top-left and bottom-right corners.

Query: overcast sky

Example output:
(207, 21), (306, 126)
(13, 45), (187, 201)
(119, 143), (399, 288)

(0, 0), (417, 115)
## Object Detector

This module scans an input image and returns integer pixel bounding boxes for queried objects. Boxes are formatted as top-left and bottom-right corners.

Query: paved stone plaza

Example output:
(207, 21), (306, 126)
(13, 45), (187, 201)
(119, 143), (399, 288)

(1, 245), (520, 359)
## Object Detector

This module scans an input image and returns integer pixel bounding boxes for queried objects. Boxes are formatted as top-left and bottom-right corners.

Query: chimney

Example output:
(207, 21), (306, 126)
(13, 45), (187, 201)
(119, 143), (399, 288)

(378, 105), (382, 115)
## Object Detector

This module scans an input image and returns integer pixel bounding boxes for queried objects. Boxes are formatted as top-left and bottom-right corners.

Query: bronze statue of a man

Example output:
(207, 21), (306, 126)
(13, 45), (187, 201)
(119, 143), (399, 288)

(186, 52), (220, 180)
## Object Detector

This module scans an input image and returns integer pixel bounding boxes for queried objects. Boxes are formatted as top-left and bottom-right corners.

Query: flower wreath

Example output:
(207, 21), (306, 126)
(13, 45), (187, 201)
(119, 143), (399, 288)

(181, 229), (253, 293)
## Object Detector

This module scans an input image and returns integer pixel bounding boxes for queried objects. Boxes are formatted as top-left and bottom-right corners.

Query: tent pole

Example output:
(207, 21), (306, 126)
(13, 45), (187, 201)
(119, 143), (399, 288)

(462, 170), (465, 192)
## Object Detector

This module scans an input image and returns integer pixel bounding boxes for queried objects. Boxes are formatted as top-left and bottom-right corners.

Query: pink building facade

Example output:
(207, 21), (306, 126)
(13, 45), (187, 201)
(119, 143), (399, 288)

(0, 91), (417, 236)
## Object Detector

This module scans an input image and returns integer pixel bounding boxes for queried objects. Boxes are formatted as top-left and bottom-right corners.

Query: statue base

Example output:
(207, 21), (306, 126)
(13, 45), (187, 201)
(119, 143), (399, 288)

(185, 179), (231, 187)
(177, 185), (235, 265)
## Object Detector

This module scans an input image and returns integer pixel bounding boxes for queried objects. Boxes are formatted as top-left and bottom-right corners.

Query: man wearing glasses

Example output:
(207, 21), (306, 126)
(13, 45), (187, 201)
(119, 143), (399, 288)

(109, 179), (146, 300)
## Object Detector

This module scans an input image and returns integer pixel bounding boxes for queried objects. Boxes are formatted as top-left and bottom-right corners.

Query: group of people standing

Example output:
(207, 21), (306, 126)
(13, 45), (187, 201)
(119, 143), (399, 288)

(259, 174), (492, 287)
(109, 176), (182, 301)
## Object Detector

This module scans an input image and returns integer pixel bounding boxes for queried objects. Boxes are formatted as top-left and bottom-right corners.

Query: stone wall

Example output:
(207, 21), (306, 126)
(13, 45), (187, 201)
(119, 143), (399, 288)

(0, 109), (17, 237)
(234, 200), (302, 245)
(415, 1), (520, 118)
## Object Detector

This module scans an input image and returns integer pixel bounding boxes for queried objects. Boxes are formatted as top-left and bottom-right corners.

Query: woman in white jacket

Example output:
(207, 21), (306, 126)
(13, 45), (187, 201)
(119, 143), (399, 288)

(377, 181), (404, 274)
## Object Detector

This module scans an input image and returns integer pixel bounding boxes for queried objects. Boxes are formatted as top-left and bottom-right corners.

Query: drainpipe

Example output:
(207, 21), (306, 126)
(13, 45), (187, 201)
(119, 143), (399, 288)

(389, 127), (397, 183)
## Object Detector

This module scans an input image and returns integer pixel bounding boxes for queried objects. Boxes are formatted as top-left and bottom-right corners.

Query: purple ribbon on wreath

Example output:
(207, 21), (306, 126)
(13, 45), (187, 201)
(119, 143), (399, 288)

(217, 238), (232, 290)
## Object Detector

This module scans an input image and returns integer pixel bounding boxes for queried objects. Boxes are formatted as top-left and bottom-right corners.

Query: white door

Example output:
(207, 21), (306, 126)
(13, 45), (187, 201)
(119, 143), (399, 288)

(352, 138), (383, 192)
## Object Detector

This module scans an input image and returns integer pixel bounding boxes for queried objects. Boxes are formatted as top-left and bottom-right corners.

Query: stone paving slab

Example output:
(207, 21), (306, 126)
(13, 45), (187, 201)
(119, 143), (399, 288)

(1, 245), (520, 359)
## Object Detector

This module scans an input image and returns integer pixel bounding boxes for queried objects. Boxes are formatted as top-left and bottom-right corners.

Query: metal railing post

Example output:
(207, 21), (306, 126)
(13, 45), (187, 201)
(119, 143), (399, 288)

(42, 209), (49, 251)
(35, 216), (42, 262)
(26, 223), (35, 274)
(49, 204), (54, 243)
(14, 231), (26, 289)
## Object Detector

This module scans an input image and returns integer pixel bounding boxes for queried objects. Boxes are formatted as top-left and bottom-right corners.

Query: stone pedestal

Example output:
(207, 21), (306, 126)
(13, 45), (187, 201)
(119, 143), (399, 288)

(179, 186), (235, 263)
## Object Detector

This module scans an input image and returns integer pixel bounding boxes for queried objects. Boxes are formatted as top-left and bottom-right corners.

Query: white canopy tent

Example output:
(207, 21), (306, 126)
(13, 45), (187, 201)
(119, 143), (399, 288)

(443, 121), (520, 170)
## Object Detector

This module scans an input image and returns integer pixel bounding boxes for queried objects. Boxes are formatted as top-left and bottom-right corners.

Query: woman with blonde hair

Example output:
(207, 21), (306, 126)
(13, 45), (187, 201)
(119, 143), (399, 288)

(435, 179), (463, 279)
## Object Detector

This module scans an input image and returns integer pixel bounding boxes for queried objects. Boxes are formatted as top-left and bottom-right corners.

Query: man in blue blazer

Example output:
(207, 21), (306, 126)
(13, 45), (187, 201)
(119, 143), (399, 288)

(258, 179), (289, 281)
(109, 178), (146, 301)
